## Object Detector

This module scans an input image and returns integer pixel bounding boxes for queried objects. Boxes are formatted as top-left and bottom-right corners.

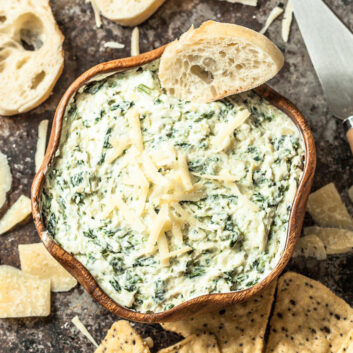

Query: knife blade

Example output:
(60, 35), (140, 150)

(291, 0), (353, 153)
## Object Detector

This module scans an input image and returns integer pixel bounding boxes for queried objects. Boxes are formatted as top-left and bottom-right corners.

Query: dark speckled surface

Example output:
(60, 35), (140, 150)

(0, 0), (352, 352)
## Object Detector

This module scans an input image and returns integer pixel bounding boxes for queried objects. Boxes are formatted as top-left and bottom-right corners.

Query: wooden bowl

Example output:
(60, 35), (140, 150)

(31, 45), (316, 323)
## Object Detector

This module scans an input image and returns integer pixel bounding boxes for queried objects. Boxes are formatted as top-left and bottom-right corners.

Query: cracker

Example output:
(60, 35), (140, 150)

(95, 320), (150, 353)
(337, 329), (353, 353)
(304, 226), (353, 255)
(157, 332), (220, 353)
(306, 183), (353, 230)
(293, 234), (327, 260)
(162, 281), (276, 353)
(265, 272), (353, 353)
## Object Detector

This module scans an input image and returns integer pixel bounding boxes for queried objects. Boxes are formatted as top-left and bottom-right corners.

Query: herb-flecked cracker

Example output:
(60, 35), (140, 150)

(337, 329), (353, 353)
(265, 272), (353, 353)
(162, 281), (276, 353)
(95, 320), (150, 353)
(306, 183), (353, 230)
(157, 332), (220, 353)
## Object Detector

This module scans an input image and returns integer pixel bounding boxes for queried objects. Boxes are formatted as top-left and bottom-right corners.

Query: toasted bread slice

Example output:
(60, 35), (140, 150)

(95, 0), (166, 27)
(159, 21), (284, 103)
(0, 0), (64, 116)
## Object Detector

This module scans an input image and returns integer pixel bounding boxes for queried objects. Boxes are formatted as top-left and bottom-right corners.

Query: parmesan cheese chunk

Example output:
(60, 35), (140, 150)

(282, 1), (293, 42)
(212, 110), (250, 151)
(19, 243), (77, 292)
(0, 151), (11, 209)
(293, 234), (327, 260)
(72, 316), (98, 347)
(222, 0), (257, 5)
(0, 195), (31, 235)
(0, 265), (50, 318)
(35, 119), (49, 172)
(131, 27), (140, 56)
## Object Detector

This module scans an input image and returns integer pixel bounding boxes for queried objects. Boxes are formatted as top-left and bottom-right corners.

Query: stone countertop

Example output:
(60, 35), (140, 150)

(0, 0), (352, 351)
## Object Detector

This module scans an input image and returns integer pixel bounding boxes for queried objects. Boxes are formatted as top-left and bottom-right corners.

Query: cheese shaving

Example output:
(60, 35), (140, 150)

(282, 1), (293, 42)
(213, 109), (251, 151)
(104, 41), (125, 49)
(141, 152), (165, 184)
(260, 4), (284, 34)
(127, 110), (143, 153)
(35, 120), (49, 172)
(171, 222), (184, 244)
(161, 246), (192, 261)
(89, 0), (102, 28)
(177, 151), (193, 191)
(158, 232), (170, 266)
(107, 136), (131, 164)
(348, 186), (353, 203)
(222, 0), (257, 5)
(0, 151), (11, 209)
(192, 171), (239, 182)
(131, 27), (140, 56)
(146, 204), (170, 253)
(0, 195), (31, 235)
(115, 194), (145, 232)
(72, 316), (98, 347)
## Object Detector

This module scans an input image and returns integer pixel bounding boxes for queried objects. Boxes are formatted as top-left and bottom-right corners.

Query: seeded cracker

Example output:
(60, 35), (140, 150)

(157, 332), (220, 353)
(306, 183), (353, 230)
(292, 234), (327, 260)
(337, 329), (353, 353)
(304, 226), (353, 255)
(162, 281), (276, 353)
(95, 320), (150, 353)
(265, 272), (353, 353)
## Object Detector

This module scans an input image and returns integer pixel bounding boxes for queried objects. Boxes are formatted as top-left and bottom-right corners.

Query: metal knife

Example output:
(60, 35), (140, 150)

(291, 0), (353, 153)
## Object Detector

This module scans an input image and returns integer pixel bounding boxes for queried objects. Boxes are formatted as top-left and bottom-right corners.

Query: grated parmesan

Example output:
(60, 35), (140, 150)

(104, 41), (125, 49)
(282, 1), (293, 42)
(72, 316), (98, 347)
(260, 4), (284, 35)
(35, 120), (49, 172)
(131, 27), (140, 56)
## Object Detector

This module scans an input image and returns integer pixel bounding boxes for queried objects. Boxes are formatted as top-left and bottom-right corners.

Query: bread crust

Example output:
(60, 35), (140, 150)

(0, 0), (64, 116)
(159, 21), (284, 103)
(96, 0), (166, 27)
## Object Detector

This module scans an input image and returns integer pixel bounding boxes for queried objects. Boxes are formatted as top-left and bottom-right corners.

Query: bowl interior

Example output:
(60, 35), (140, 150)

(31, 45), (316, 323)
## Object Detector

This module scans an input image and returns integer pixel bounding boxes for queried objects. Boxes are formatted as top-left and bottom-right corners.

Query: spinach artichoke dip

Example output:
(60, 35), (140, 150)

(41, 61), (305, 313)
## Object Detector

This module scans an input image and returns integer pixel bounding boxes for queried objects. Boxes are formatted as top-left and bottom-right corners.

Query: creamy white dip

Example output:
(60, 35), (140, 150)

(41, 61), (304, 313)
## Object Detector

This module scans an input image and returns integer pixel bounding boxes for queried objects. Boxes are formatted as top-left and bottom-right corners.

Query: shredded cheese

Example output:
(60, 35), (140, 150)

(158, 232), (170, 266)
(131, 27), (140, 56)
(115, 194), (145, 232)
(127, 110), (143, 153)
(35, 120), (49, 172)
(104, 41), (125, 49)
(107, 136), (131, 164)
(89, 0), (102, 28)
(0, 151), (11, 209)
(146, 204), (170, 253)
(72, 316), (98, 347)
(177, 151), (193, 191)
(141, 152), (165, 184)
(213, 109), (251, 151)
(171, 222), (184, 244)
(222, 0), (257, 5)
(192, 171), (239, 182)
(161, 246), (192, 261)
(282, 1), (293, 42)
(260, 5), (284, 34)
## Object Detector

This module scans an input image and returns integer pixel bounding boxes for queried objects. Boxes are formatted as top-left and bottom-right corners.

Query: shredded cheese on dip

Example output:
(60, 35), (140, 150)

(41, 61), (305, 313)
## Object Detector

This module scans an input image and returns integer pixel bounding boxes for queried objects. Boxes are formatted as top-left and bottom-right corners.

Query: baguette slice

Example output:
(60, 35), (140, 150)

(0, 0), (64, 116)
(94, 0), (166, 26)
(159, 21), (284, 103)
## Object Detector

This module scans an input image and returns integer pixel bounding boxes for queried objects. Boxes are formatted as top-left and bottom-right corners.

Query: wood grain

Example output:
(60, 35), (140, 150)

(31, 45), (316, 323)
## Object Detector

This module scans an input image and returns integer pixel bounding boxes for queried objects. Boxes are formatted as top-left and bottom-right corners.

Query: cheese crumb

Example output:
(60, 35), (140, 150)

(72, 316), (98, 347)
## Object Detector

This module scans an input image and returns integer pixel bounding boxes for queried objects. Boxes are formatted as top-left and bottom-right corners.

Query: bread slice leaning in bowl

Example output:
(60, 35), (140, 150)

(94, 0), (166, 26)
(0, 0), (64, 116)
(159, 20), (284, 103)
